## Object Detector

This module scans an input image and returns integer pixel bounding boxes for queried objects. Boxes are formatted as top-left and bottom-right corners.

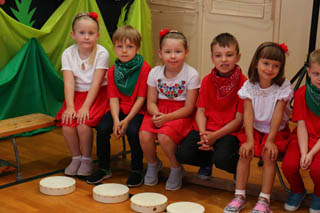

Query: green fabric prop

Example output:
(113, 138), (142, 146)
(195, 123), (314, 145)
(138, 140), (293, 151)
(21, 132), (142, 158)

(0, 38), (64, 137)
(117, 0), (154, 67)
(114, 54), (143, 96)
(0, 0), (115, 74)
(306, 75), (320, 116)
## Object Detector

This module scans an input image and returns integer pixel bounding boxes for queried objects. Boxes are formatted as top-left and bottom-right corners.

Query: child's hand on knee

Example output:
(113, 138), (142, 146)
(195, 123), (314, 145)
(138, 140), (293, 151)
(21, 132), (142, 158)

(62, 108), (76, 124)
(262, 142), (278, 161)
(77, 107), (90, 124)
(300, 153), (313, 170)
(239, 142), (254, 159)
(300, 154), (310, 170)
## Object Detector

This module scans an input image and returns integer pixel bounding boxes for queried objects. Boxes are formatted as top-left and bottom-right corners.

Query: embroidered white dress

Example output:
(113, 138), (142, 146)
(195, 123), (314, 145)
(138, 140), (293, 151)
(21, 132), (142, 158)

(140, 63), (200, 144)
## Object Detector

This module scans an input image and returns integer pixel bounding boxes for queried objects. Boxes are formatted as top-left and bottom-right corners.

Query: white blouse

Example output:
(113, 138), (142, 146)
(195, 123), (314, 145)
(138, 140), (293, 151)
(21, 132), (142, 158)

(61, 44), (109, 92)
(238, 79), (294, 133)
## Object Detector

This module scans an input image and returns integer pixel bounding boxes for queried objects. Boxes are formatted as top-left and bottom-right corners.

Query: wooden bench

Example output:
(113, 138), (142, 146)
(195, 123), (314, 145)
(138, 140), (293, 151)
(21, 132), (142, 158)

(0, 113), (56, 181)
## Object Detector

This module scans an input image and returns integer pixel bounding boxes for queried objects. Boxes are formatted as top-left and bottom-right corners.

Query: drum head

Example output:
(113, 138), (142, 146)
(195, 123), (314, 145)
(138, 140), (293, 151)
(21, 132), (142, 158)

(39, 176), (76, 196)
(167, 201), (205, 213)
(93, 183), (129, 203)
(130, 192), (168, 213)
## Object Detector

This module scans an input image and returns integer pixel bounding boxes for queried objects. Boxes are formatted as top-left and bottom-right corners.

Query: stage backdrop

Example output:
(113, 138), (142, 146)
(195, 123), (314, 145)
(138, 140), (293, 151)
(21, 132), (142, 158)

(0, 0), (153, 73)
(0, 0), (115, 73)
(0, 0), (153, 136)
(0, 38), (64, 136)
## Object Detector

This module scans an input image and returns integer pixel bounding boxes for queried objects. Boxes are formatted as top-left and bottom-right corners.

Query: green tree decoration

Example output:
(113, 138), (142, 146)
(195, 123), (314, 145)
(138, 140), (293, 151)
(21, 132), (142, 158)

(10, 0), (36, 27)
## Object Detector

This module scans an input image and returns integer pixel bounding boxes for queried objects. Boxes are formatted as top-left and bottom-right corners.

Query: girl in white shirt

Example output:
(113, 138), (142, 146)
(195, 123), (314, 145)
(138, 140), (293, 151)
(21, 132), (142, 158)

(56, 12), (109, 177)
(224, 42), (293, 213)
(139, 29), (200, 190)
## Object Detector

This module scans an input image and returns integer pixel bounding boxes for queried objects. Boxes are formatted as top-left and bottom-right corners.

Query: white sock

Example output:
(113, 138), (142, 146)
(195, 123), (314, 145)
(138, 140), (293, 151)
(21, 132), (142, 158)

(72, 155), (81, 160)
(82, 156), (92, 161)
(148, 161), (157, 166)
(235, 189), (246, 197)
(171, 166), (182, 172)
(259, 192), (270, 201)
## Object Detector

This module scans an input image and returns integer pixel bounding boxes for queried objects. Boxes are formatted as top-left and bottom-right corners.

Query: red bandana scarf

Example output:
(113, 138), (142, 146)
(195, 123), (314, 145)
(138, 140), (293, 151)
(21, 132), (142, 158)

(211, 65), (241, 99)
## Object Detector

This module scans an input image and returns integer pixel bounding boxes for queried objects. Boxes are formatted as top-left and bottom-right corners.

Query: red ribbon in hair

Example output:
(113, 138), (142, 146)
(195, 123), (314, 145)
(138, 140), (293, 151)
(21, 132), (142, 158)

(160, 28), (169, 38)
(89, 12), (98, 21)
(279, 43), (288, 53)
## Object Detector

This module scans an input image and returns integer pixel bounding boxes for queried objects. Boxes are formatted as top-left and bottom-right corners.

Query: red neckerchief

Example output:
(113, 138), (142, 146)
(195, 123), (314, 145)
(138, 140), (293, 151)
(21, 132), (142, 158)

(211, 65), (241, 99)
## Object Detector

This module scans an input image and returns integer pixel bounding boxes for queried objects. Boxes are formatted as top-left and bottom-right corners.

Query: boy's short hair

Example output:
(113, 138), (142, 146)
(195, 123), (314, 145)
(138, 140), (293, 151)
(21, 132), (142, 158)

(112, 25), (141, 49)
(210, 33), (239, 54)
(309, 49), (320, 66)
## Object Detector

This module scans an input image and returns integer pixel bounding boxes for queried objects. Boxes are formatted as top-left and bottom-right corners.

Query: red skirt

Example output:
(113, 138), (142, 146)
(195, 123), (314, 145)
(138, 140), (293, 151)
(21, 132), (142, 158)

(56, 86), (109, 127)
(140, 99), (193, 144)
(237, 126), (290, 157)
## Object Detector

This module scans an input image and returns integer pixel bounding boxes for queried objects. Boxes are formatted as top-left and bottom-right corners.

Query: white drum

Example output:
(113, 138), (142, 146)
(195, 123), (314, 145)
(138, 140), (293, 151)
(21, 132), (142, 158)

(167, 201), (205, 213)
(39, 176), (76, 196)
(93, 183), (129, 203)
(130, 192), (168, 213)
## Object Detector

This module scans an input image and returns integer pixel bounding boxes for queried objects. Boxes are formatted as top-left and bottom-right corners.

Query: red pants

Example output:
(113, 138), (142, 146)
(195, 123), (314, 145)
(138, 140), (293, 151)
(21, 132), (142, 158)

(282, 133), (320, 196)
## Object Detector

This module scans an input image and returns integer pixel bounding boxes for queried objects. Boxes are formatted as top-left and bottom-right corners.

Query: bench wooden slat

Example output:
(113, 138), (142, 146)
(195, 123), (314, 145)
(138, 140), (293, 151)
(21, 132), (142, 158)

(0, 113), (56, 138)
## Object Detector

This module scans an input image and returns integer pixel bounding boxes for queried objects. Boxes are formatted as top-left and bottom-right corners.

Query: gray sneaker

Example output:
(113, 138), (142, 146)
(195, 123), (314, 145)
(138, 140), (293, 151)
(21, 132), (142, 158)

(64, 158), (81, 176)
(77, 159), (93, 176)
(165, 166), (184, 191)
(144, 160), (162, 186)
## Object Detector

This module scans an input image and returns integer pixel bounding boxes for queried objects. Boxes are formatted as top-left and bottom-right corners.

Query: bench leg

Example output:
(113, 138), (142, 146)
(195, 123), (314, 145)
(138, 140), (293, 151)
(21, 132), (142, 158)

(11, 137), (22, 181)
(122, 136), (127, 159)
(275, 161), (290, 193)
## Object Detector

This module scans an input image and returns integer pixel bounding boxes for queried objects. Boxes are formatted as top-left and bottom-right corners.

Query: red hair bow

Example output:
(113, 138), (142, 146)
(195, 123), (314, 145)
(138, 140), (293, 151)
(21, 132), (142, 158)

(279, 43), (288, 53)
(160, 28), (169, 38)
(89, 12), (98, 21)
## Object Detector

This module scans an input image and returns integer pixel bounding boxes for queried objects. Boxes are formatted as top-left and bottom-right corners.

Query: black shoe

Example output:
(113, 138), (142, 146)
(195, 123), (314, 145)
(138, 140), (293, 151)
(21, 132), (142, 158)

(86, 169), (112, 184)
(197, 165), (212, 180)
(126, 170), (143, 187)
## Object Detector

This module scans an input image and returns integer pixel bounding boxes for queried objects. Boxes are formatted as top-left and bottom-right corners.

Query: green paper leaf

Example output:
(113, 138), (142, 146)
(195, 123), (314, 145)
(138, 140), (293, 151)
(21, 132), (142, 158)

(10, 0), (37, 27)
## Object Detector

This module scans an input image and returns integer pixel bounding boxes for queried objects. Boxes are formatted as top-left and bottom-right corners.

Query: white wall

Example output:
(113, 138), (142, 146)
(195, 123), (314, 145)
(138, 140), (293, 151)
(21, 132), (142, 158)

(147, 0), (320, 85)
(278, 0), (318, 84)
(201, 0), (275, 78)
(147, 0), (202, 69)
